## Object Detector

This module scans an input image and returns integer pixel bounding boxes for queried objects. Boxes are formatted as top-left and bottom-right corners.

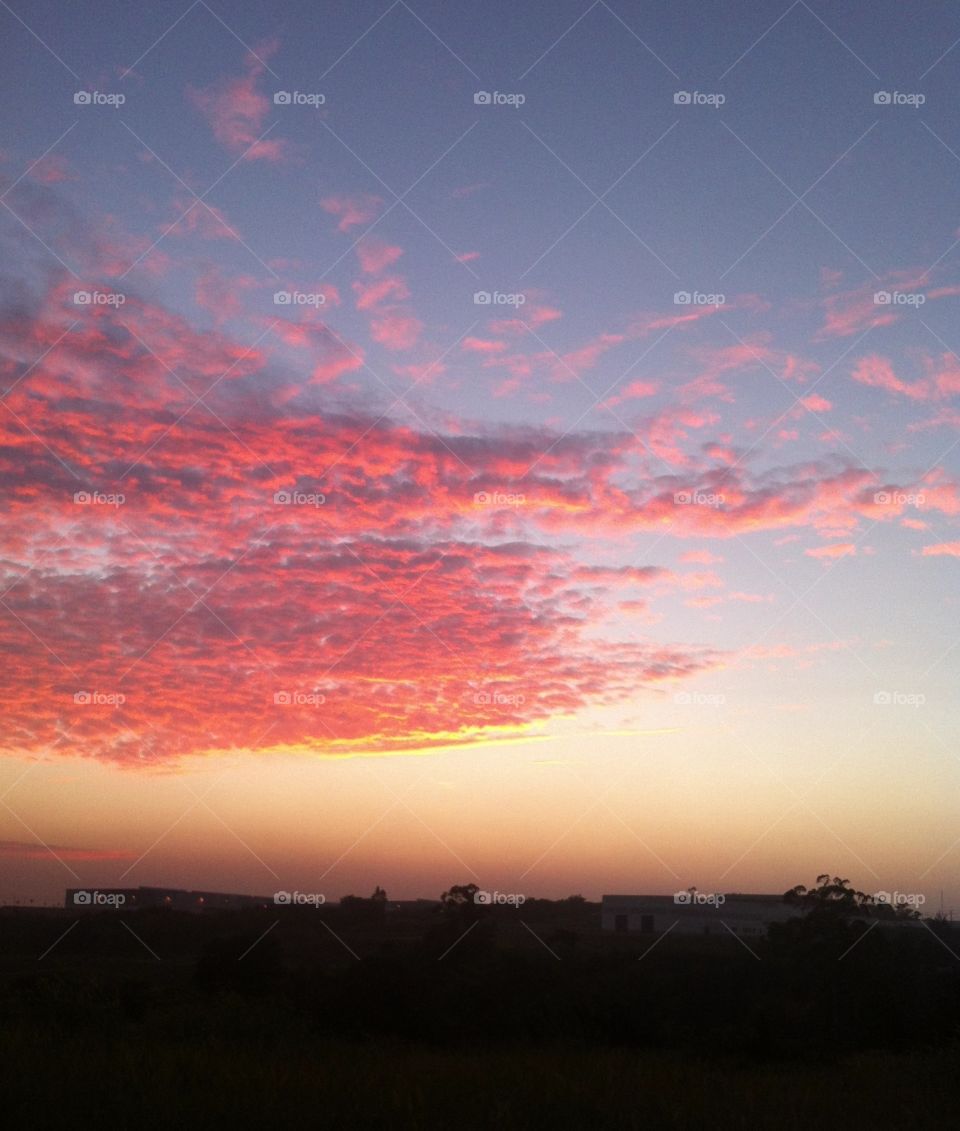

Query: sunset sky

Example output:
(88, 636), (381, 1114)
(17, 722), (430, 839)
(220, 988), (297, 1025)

(2, 0), (959, 911)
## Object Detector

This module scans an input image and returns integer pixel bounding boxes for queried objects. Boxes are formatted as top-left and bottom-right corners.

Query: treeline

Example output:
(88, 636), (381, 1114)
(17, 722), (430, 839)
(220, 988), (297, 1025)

(3, 877), (958, 1062)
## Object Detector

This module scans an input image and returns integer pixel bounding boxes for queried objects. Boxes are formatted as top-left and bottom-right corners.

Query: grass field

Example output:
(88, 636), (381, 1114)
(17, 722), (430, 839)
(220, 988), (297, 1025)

(4, 1029), (960, 1130)
(3, 905), (959, 1128)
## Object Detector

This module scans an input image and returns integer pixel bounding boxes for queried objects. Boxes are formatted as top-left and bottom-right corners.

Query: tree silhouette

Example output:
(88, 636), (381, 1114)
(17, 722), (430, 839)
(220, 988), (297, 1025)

(440, 882), (479, 910)
(783, 874), (919, 920)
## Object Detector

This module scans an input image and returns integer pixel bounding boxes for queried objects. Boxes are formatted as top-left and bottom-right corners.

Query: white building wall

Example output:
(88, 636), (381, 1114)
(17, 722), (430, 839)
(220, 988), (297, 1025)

(601, 895), (799, 936)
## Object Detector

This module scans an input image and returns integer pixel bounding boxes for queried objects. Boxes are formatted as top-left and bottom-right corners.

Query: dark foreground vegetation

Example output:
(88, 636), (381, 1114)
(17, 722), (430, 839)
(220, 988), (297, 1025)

(2, 884), (959, 1129)
(5, 1031), (960, 1130)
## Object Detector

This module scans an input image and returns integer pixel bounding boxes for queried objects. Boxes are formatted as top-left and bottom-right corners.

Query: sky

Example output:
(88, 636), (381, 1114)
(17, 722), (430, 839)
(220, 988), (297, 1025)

(1, 0), (959, 911)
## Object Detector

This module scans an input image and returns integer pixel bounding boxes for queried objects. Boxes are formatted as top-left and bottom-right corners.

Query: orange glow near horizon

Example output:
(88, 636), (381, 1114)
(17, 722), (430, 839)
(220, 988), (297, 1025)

(4, 704), (958, 912)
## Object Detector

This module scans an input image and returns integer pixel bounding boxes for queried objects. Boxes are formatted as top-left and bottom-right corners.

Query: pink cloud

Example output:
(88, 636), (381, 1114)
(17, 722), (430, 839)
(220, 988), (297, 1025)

(0, 286), (735, 765)
(817, 283), (901, 339)
(631, 304), (725, 335)
(674, 570), (725, 591)
(268, 315), (364, 383)
(636, 406), (719, 466)
(188, 45), (287, 162)
(29, 154), (75, 184)
(680, 550), (723, 564)
(603, 379), (659, 408)
(921, 541), (960, 557)
(370, 313), (422, 351)
(167, 196), (240, 242)
(350, 242), (420, 352)
(462, 336), (507, 354)
(321, 194), (383, 233)
(552, 333), (625, 381)
(926, 354), (960, 398)
(852, 354), (930, 400)
(704, 443), (738, 464)
(800, 394), (833, 413)
(357, 238), (403, 274)
(10, 245), (960, 763)
(392, 360), (447, 384)
(353, 276), (409, 311)
(689, 338), (817, 389)
(490, 305), (563, 334)
(312, 351), (364, 383)
(194, 265), (256, 324)
(805, 543), (856, 559)
(917, 472), (960, 516)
